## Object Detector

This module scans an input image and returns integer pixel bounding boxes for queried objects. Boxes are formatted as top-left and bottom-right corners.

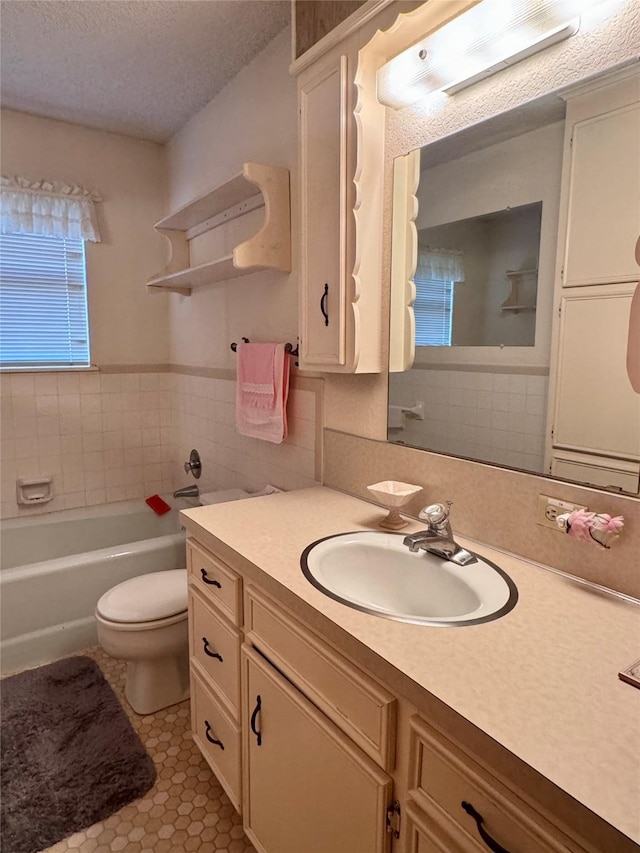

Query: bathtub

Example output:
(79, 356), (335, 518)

(0, 498), (189, 675)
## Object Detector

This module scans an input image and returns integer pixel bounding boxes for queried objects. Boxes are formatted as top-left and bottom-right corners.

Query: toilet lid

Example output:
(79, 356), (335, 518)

(97, 569), (188, 623)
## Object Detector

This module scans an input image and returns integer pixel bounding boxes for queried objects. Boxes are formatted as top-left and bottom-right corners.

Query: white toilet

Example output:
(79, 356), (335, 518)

(95, 488), (255, 714)
(95, 569), (189, 715)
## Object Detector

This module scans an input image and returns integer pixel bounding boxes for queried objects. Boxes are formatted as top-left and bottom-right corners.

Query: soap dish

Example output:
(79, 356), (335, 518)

(366, 480), (423, 530)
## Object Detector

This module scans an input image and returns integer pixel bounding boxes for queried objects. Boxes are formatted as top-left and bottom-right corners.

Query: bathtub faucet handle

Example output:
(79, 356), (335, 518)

(184, 449), (202, 479)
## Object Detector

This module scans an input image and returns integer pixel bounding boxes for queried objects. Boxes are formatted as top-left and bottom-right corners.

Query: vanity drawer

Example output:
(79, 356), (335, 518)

(405, 797), (488, 853)
(191, 667), (242, 813)
(408, 716), (586, 853)
(244, 585), (396, 771)
(187, 538), (242, 626)
(189, 589), (241, 715)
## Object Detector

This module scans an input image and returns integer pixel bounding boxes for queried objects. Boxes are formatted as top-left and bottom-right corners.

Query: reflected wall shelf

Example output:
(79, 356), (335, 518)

(501, 268), (538, 313)
(147, 162), (291, 295)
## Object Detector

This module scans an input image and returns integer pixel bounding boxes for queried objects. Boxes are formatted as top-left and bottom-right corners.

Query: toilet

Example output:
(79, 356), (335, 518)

(95, 488), (254, 714)
(95, 569), (189, 715)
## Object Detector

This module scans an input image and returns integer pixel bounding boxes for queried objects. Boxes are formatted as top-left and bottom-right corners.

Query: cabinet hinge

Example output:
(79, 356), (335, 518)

(386, 800), (401, 840)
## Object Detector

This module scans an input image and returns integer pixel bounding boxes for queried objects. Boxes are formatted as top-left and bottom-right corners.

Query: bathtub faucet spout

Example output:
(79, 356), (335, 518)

(173, 485), (199, 499)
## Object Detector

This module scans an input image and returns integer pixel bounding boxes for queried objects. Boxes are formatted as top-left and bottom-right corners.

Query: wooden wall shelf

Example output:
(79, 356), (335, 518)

(147, 162), (291, 296)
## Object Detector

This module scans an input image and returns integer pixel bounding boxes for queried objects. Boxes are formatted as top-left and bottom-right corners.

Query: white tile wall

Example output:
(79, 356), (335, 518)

(0, 370), (320, 519)
(169, 373), (319, 497)
(389, 368), (548, 472)
(0, 372), (173, 518)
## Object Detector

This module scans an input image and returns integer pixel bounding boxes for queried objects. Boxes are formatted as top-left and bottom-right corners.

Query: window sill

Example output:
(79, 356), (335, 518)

(0, 365), (100, 374)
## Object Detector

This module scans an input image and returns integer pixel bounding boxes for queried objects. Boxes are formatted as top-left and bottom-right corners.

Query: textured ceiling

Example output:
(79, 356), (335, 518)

(0, 0), (290, 143)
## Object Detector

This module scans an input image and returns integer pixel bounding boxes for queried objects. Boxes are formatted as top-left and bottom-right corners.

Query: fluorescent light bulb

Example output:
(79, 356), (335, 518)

(377, 0), (605, 108)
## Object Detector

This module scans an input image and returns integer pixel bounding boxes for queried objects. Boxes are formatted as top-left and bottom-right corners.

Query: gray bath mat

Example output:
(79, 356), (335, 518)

(1, 655), (156, 853)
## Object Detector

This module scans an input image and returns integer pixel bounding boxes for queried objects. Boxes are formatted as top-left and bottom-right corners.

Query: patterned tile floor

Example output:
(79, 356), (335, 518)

(42, 647), (257, 853)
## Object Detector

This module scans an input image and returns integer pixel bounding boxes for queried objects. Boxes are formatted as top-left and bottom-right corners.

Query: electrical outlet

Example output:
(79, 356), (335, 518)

(536, 495), (587, 530)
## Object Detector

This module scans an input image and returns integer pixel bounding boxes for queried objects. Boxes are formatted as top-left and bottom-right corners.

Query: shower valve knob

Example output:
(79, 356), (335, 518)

(184, 449), (202, 479)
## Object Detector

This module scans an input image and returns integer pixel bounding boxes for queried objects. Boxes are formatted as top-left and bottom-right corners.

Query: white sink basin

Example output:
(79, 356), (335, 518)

(301, 531), (517, 626)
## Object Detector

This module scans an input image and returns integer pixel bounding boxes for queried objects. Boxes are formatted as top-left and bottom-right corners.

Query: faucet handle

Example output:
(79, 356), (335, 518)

(418, 501), (452, 525)
(184, 448), (202, 479)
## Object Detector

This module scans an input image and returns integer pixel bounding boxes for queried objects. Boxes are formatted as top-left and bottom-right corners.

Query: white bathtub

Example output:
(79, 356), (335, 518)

(0, 498), (189, 675)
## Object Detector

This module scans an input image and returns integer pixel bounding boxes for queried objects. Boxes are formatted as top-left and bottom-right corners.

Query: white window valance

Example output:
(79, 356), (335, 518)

(416, 248), (465, 283)
(1, 175), (102, 243)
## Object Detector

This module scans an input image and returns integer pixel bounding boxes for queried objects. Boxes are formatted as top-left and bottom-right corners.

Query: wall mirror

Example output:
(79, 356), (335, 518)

(388, 65), (640, 495)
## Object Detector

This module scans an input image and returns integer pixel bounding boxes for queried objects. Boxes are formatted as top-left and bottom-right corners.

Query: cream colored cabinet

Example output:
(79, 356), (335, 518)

(404, 716), (588, 853)
(560, 72), (640, 288)
(242, 645), (393, 853)
(187, 538), (397, 848)
(548, 68), (640, 492)
(187, 538), (243, 812)
(551, 282), (640, 491)
(297, 43), (382, 373)
(299, 52), (350, 369)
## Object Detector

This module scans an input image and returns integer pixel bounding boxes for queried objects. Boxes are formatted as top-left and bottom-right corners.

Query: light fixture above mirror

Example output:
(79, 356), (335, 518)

(377, 0), (623, 109)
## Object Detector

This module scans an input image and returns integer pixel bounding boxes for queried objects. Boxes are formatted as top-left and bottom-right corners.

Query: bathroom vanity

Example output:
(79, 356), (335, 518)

(181, 487), (640, 853)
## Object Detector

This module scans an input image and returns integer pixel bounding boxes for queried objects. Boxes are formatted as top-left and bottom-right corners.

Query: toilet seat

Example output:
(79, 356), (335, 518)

(96, 569), (187, 624)
(95, 609), (187, 632)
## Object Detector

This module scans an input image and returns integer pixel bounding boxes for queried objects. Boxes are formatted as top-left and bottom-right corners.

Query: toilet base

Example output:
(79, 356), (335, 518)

(124, 650), (190, 715)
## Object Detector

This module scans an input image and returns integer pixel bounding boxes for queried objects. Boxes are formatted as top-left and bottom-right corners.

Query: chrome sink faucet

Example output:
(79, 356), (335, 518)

(403, 501), (477, 566)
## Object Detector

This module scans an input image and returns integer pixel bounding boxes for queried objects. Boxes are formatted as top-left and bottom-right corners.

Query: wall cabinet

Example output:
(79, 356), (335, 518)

(147, 162), (291, 295)
(297, 42), (382, 372)
(185, 532), (622, 853)
(551, 282), (640, 490)
(549, 68), (640, 492)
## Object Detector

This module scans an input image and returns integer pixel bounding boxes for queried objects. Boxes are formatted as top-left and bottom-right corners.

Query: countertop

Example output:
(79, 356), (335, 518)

(181, 486), (640, 847)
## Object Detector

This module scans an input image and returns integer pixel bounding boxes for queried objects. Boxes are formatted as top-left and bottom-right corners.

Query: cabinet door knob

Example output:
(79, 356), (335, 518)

(204, 721), (224, 749)
(250, 694), (262, 746)
(320, 283), (329, 326)
(461, 802), (511, 853)
(200, 568), (221, 588)
(202, 638), (223, 661)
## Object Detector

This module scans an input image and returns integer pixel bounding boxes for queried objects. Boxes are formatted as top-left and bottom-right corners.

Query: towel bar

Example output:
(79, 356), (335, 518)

(230, 338), (299, 357)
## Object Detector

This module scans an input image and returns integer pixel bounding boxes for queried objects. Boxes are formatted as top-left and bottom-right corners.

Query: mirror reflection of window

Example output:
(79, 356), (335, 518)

(413, 249), (464, 346)
(416, 202), (542, 348)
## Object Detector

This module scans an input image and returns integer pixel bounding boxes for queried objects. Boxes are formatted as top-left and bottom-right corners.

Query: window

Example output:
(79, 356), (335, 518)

(413, 276), (454, 346)
(0, 232), (90, 369)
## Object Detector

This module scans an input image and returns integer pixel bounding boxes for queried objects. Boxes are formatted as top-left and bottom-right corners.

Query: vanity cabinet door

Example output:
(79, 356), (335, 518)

(242, 645), (392, 853)
(299, 51), (351, 370)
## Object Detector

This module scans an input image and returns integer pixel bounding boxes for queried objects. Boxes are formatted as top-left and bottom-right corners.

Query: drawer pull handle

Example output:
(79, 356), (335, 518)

(461, 802), (511, 853)
(204, 721), (224, 750)
(320, 283), (329, 326)
(202, 638), (223, 662)
(250, 694), (262, 746)
(200, 568), (221, 588)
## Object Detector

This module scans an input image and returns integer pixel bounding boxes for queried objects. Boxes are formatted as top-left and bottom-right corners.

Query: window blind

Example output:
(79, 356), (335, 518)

(414, 276), (453, 346)
(0, 233), (90, 368)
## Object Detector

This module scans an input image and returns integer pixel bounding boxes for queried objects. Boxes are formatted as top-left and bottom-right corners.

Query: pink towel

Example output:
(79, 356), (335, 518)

(236, 343), (290, 443)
